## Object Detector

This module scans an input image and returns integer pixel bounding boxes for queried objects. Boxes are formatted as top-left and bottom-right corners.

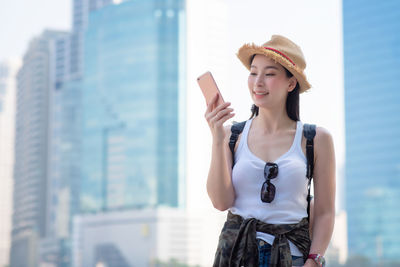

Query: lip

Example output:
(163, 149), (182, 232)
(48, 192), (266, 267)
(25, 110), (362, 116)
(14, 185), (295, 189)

(253, 91), (269, 99)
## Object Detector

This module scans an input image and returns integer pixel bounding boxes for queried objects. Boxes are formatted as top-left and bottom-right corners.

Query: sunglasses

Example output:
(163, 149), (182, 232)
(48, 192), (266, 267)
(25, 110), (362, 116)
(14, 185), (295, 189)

(261, 162), (279, 203)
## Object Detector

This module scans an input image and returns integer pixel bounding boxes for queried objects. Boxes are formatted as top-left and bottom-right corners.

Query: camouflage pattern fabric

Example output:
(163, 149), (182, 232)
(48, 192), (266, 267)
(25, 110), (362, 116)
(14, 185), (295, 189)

(213, 211), (311, 267)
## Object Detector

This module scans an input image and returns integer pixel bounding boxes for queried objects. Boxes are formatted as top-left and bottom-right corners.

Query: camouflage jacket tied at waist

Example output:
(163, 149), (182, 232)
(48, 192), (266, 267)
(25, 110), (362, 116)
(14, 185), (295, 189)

(213, 211), (311, 267)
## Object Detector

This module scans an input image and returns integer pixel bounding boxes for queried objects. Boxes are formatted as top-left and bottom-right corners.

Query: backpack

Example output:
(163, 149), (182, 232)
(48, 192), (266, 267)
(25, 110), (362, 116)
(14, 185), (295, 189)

(228, 120), (316, 222)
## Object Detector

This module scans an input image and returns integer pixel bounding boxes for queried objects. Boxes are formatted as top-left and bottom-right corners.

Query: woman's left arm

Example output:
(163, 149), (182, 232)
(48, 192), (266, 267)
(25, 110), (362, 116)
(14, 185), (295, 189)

(304, 126), (336, 267)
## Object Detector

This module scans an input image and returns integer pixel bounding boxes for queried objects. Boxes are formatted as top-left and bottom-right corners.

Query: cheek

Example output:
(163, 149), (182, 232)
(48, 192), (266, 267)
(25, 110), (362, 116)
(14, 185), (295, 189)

(248, 76), (255, 89)
(267, 77), (286, 90)
(266, 78), (278, 87)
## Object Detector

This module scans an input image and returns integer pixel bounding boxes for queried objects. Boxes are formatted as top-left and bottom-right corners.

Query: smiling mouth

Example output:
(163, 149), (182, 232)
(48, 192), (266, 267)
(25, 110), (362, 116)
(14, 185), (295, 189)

(253, 91), (269, 95)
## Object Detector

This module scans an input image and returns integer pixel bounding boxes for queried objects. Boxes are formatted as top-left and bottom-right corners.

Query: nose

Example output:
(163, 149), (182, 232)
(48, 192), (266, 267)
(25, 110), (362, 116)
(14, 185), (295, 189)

(255, 74), (264, 87)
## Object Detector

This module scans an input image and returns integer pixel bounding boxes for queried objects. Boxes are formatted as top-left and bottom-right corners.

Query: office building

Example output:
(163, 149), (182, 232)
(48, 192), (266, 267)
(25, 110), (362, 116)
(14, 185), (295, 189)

(71, 208), (197, 267)
(0, 59), (20, 267)
(80, 0), (186, 212)
(343, 0), (400, 261)
(70, 0), (113, 78)
(38, 1), (115, 265)
(11, 30), (69, 267)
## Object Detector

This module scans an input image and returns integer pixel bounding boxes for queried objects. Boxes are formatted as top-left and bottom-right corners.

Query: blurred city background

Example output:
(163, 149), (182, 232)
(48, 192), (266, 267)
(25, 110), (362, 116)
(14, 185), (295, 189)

(0, 0), (399, 266)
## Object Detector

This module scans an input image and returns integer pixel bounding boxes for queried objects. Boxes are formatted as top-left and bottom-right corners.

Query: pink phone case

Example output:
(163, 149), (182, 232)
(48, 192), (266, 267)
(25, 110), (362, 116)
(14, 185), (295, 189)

(197, 71), (225, 110)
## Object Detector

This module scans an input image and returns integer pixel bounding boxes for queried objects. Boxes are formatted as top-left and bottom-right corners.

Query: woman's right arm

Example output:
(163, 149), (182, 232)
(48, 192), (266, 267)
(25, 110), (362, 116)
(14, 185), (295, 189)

(204, 94), (235, 211)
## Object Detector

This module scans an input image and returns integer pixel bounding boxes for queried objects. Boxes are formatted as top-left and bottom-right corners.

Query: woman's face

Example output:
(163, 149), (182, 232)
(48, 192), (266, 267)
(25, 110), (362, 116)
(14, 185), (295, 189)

(248, 54), (296, 108)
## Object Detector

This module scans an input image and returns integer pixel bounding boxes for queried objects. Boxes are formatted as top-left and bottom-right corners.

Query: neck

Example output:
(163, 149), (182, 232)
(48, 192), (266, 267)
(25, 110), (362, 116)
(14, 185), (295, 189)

(253, 107), (296, 135)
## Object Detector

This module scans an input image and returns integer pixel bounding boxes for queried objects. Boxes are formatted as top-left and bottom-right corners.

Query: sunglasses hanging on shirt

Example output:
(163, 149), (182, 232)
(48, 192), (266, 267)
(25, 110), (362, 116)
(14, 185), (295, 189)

(261, 162), (279, 203)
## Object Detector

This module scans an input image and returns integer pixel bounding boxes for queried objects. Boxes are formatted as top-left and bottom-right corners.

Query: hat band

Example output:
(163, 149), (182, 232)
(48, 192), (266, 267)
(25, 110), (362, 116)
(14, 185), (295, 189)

(264, 47), (296, 66)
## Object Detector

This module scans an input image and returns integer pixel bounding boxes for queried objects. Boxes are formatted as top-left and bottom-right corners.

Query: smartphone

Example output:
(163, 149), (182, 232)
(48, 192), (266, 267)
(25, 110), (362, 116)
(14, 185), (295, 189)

(197, 71), (225, 110)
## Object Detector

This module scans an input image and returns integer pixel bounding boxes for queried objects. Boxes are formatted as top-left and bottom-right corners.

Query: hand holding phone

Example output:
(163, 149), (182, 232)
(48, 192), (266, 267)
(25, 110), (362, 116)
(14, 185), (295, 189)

(197, 71), (225, 111)
(198, 71), (235, 142)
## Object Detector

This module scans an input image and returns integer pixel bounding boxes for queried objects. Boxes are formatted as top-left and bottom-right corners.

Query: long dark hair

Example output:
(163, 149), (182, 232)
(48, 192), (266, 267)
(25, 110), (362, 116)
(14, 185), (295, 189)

(248, 55), (300, 121)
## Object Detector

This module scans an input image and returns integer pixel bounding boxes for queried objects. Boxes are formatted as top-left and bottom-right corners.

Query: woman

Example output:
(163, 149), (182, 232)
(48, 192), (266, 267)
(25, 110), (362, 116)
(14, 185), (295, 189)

(204, 35), (335, 267)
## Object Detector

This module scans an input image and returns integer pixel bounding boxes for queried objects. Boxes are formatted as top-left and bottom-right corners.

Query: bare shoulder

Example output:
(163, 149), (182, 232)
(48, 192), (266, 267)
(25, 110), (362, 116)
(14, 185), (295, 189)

(315, 126), (334, 145)
(314, 126), (335, 163)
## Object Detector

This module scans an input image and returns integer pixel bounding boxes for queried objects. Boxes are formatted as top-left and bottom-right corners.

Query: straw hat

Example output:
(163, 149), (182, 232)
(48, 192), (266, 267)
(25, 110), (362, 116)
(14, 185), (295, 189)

(237, 35), (311, 93)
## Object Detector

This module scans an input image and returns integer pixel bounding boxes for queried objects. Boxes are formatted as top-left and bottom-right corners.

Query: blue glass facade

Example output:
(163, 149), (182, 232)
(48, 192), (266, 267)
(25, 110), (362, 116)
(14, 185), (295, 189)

(343, 0), (400, 261)
(80, 0), (186, 212)
(40, 40), (80, 267)
(70, 0), (112, 77)
(49, 78), (82, 231)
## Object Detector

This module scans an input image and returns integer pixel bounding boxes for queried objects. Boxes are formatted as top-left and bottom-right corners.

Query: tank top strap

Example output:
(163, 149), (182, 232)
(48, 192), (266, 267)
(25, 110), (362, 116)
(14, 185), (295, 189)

(293, 120), (306, 160)
(233, 118), (253, 163)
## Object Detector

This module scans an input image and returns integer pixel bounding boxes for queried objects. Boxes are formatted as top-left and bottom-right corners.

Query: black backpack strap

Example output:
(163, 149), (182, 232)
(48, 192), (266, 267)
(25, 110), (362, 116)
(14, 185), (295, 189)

(303, 123), (316, 223)
(229, 121), (246, 164)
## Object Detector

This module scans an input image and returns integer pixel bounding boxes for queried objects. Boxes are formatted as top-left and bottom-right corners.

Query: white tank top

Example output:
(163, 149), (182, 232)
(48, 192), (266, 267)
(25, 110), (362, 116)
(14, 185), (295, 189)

(229, 118), (308, 256)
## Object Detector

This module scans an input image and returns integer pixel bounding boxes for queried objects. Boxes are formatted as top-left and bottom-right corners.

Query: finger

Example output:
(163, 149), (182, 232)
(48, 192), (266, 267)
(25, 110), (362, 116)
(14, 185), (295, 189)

(216, 108), (234, 119)
(219, 112), (235, 122)
(208, 101), (231, 118)
(210, 108), (234, 124)
(206, 93), (219, 112)
(215, 112), (235, 126)
(207, 106), (233, 122)
(205, 102), (231, 121)
(205, 95), (218, 118)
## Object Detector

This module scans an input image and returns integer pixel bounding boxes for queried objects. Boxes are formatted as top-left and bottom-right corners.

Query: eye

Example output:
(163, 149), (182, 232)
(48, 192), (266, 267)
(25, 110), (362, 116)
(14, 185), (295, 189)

(250, 72), (257, 76)
(265, 74), (275, 76)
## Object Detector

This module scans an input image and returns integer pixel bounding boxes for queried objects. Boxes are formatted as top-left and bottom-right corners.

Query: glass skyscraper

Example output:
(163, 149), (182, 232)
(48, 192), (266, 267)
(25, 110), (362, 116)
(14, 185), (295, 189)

(80, 0), (186, 212)
(343, 0), (400, 261)
(11, 30), (70, 267)
(37, 1), (114, 265)
(12, 0), (186, 265)
(70, 0), (112, 78)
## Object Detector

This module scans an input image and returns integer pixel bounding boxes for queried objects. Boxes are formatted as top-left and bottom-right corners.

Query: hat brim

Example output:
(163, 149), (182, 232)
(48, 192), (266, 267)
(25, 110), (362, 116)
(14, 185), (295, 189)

(236, 43), (311, 93)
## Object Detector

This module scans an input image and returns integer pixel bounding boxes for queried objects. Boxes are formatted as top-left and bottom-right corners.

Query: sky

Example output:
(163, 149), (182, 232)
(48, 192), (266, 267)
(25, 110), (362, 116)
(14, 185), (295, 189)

(0, 0), (345, 210)
(0, 0), (71, 61)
